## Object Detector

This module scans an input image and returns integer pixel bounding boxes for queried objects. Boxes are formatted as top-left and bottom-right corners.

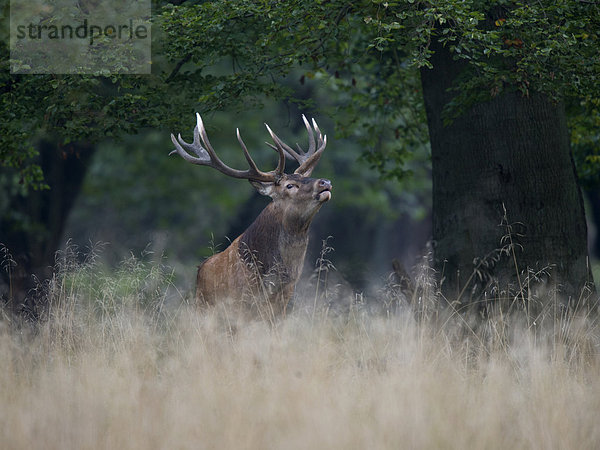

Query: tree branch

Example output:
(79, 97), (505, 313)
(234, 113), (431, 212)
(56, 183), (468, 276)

(165, 53), (192, 83)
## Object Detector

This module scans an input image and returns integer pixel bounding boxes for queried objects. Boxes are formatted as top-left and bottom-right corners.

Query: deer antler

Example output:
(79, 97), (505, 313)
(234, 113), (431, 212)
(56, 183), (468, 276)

(170, 113), (286, 183)
(265, 114), (327, 177)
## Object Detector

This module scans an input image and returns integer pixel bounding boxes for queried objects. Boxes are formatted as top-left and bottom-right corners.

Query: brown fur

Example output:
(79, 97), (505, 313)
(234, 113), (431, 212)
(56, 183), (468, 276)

(196, 174), (331, 316)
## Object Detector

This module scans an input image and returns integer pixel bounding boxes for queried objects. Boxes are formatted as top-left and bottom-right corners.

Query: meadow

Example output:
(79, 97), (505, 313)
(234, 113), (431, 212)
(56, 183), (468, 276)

(1, 248), (599, 450)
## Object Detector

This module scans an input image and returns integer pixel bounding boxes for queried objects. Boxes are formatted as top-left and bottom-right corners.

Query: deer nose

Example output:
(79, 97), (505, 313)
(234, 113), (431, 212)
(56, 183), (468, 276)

(318, 179), (332, 190)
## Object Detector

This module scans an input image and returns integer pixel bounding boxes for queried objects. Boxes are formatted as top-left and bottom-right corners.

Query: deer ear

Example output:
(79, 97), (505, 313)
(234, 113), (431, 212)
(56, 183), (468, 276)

(250, 180), (276, 197)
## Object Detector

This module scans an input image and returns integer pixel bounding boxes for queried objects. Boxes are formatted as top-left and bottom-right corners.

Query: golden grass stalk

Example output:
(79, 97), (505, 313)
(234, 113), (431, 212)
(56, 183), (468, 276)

(1, 250), (599, 449)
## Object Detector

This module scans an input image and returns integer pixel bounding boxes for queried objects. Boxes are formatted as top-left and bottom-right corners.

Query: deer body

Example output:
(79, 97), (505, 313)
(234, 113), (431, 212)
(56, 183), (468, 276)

(171, 114), (331, 315)
(196, 200), (312, 314)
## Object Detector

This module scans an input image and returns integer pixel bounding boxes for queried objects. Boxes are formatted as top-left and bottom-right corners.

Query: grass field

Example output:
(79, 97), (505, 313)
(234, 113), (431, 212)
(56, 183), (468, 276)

(1, 252), (599, 449)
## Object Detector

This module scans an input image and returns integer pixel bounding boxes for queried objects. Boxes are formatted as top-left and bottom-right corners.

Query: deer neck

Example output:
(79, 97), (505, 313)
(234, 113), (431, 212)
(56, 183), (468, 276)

(239, 202), (312, 277)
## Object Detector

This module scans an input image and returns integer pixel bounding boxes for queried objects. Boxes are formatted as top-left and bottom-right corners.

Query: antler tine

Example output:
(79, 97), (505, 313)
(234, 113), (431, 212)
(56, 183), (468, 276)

(236, 128), (262, 174)
(265, 123), (302, 161)
(301, 114), (316, 155)
(171, 121), (207, 159)
(273, 139), (286, 177)
(194, 113), (228, 167)
(169, 113), (279, 183)
(265, 141), (294, 159)
(170, 133), (207, 163)
(264, 124), (291, 175)
(295, 134), (327, 175)
(297, 116), (327, 176)
(169, 114), (218, 164)
(262, 115), (327, 177)
(312, 117), (327, 152)
(237, 127), (286, 179)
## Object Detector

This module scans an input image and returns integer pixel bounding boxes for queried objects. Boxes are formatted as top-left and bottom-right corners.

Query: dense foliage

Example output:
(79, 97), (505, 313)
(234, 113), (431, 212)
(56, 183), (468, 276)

(3, 0), (599, 186)
(158, 0), (600, 179)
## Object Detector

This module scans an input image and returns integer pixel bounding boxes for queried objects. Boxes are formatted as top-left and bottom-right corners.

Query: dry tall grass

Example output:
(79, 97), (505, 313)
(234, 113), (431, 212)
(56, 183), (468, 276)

(1, 250), (599, 449)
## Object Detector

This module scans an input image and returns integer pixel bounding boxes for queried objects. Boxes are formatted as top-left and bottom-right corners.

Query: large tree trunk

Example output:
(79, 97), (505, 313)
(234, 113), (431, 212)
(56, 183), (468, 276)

(0, 141), (94, 319)
(420, 38), (594, 312)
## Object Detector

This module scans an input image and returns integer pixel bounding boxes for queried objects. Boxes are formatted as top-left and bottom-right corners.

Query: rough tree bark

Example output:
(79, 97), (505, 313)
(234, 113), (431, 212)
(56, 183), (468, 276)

(420, 38), (594, 310)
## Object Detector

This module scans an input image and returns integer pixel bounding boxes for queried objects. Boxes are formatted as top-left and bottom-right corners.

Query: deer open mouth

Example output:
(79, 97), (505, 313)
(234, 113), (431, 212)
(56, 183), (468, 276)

(316, 187), (332, 202)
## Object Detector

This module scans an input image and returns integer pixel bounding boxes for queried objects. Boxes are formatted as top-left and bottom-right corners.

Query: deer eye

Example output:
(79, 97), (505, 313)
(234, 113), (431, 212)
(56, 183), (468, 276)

(286, 184), (295, 189)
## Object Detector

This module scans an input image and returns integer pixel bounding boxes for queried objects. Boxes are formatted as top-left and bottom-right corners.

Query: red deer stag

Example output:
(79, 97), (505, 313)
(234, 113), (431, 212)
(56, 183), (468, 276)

(170, 113), (331, 316)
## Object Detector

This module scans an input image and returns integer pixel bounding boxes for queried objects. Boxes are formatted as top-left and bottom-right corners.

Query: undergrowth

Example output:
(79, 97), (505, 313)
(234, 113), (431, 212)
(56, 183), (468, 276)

(0, 243), (599, 449)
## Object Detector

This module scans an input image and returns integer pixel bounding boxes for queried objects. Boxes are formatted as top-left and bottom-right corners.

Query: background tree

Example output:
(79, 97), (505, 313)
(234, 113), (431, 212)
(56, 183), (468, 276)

(0, 76), (157, 315)
(0, 0), (167, 314)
